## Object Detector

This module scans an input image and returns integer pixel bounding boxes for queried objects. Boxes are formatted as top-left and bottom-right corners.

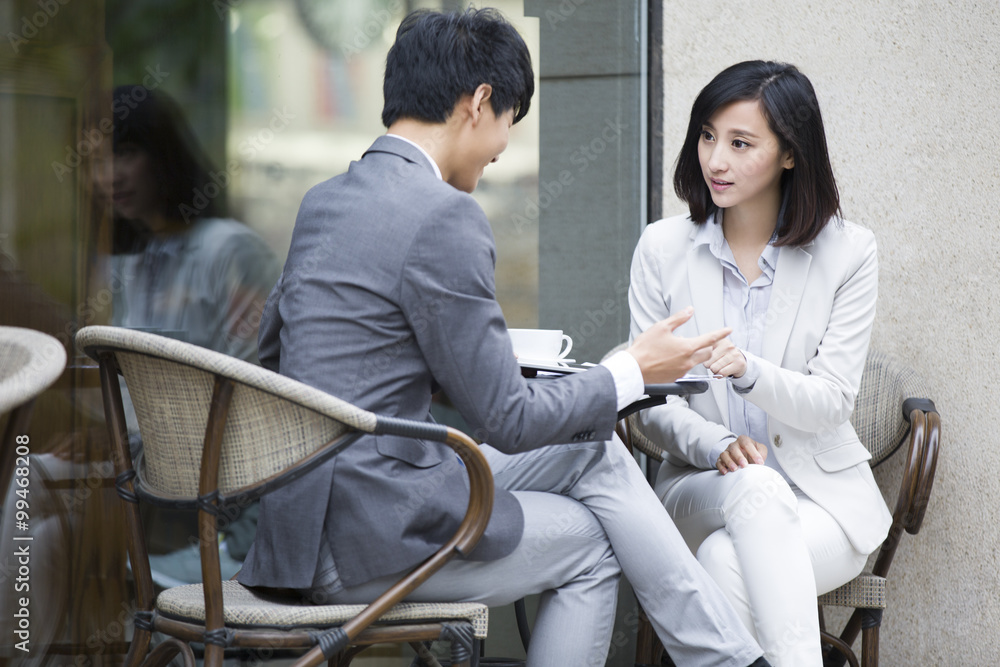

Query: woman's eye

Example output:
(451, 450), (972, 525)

(732, 139), (750, 149)
(700, 130), (715, 142)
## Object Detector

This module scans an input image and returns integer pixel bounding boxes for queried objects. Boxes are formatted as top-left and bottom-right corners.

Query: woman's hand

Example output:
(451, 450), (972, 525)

(716, 435), (768, 474)
(707, 337), (747, 378)
(628, 307), (732, 384)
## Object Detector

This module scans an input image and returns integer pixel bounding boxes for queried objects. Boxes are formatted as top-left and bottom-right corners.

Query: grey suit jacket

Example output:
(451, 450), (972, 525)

(238, 136), (618, 590)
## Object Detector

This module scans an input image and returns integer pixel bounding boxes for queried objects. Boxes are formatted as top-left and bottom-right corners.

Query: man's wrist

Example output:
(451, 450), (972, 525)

(601, 350), (645, 412)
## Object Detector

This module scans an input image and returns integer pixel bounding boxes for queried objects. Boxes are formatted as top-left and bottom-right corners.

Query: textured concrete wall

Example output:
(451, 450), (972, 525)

(658, 2), (1000, 664)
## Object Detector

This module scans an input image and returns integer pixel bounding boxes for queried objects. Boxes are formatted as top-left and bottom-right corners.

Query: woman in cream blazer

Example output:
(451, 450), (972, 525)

(629, 61), (892, 667)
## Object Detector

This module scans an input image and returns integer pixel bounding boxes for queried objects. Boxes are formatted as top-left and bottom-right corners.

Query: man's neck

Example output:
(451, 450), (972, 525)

(387, 117), (460, 180)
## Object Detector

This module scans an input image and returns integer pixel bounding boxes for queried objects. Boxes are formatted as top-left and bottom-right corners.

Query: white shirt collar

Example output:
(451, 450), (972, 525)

(386, 133), (443, 180)
(694, 212), (780, 276)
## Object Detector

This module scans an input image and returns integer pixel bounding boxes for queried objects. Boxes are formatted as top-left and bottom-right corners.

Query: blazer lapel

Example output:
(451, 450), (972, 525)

(686, 239), (729, 425)
(762, 244), (813, 365)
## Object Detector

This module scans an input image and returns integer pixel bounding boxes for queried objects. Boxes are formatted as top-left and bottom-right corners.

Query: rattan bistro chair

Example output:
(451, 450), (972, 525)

(76, 325), (493, 667)
(623, 348), (940, 667)
(0, 326), (67, 496)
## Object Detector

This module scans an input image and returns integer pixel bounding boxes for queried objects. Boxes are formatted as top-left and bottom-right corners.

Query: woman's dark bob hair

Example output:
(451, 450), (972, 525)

(112, 85), (225, 252)
(673, 60), (840, 246)
(382, 7), (534, 127)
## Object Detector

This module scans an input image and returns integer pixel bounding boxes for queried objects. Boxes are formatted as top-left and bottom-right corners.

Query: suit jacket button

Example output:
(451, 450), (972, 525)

(773, 435), (782, 447)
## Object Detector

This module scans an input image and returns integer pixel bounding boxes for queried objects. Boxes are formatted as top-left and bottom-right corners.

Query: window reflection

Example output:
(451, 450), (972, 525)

(225, 0), (540, 326)
(108, 84), (280, 362)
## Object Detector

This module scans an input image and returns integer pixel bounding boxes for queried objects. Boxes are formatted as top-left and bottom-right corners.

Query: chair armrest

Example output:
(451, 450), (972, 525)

(617, 381), (709, 456)
(373, 416), (494, 558)
(623, 412), (666, 463)
(904, 405), (939, 535)
(297, 418), (494, 664)
(871, 401), (940, 578)
(616, 382), (709, 421)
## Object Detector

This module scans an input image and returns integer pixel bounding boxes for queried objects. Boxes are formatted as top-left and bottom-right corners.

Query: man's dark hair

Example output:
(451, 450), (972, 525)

(382, 7), (534, 127)
(673, 60), (841, 247)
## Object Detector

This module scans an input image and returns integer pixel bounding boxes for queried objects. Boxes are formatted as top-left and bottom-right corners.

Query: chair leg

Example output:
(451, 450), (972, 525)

(823, 607), (864, 667)
(513, 597), (532, 652)
(860, 609), (882, 667)
(139, 639), (195, 667)
(410, 642), (444, 667)
(124, 628), (153, 667)
(821, 630), (859, 667)
(442, 622), (475, 667)
(634, 603), (668, 666)
(328, 646), (364, 667)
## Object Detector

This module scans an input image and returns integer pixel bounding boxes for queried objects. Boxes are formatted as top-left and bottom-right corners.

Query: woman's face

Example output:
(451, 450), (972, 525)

(697, 99), (793, 217)
(112, 141), (161, 226)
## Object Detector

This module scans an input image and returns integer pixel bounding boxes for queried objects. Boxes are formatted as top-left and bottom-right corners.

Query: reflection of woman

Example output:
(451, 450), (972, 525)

(629, 61), (892, 666)
(110, 85), (280, 568)
(111, 85), (280, 364)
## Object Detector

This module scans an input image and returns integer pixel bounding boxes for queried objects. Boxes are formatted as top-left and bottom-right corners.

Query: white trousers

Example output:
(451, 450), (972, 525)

(657, 464), (868, 667)
(323, 438), (763, 667)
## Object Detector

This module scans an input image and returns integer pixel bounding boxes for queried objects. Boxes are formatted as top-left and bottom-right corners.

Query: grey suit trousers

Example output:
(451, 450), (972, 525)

(312, 437), (761, 667)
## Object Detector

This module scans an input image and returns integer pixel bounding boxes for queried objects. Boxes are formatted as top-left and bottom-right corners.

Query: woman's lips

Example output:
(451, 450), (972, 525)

(710, 178), (732, 192)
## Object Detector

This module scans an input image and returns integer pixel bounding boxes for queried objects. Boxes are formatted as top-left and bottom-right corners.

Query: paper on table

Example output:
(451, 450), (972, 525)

(677, 373), (725, 381)
(520, 358), (726, 381)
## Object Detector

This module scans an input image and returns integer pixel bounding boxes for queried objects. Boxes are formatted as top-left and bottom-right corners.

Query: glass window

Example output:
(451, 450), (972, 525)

(0, 1), (645, 662)
(226, 0), (541, 326)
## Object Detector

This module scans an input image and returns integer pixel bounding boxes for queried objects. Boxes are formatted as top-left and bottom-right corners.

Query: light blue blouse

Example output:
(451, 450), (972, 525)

(695, 216), (792, 484)
(111, 217), (281, 363)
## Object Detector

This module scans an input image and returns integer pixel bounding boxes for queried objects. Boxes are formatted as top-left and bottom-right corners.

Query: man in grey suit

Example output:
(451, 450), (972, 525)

(239, 8), (769, 667)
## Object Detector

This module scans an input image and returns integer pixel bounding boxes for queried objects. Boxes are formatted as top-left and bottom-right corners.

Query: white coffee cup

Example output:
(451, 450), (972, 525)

(508, 328), (573, 361)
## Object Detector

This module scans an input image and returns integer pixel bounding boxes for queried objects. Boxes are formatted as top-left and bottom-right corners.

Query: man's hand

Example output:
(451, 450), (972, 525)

(627, 307), (732, 384)
(716, 435), (768, 474)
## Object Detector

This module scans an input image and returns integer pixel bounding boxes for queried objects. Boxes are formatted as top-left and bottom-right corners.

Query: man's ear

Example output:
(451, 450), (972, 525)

(470, 83), (493, 124)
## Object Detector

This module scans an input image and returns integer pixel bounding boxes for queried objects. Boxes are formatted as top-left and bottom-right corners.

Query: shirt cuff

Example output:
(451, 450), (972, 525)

(731, 351), (760, 395)
(601, 350), (645, 413)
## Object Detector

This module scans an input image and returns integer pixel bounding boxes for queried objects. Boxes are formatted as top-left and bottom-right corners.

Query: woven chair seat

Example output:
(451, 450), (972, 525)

(817, 573), (886, 610)
(0, 326), (66, 414)
(157, 580), (489, 637)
